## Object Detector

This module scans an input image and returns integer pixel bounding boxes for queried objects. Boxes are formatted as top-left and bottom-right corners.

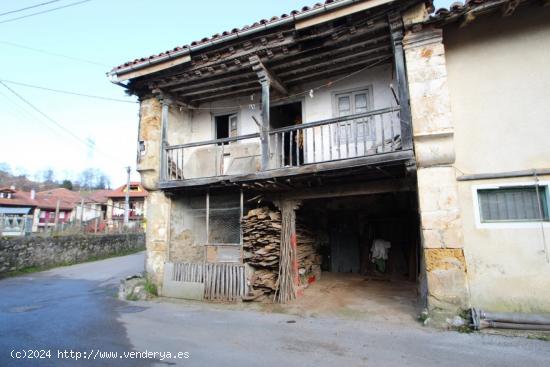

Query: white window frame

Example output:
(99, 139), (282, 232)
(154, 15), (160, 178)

(472, 181), (550, 229)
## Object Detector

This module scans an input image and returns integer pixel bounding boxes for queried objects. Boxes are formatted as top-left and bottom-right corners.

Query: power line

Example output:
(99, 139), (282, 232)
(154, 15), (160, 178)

(0, 0), (62, 17)
(0, 80), (122, 164)
(0, 40), (110, 67)
(0, 79), (137, 104)
(0, 80), (94, 149)
(0, 0), (93, 25)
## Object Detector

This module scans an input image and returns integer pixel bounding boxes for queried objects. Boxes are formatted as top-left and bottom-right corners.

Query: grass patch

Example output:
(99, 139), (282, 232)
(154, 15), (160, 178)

(528, 335), (550, 342)
(456, 325), (474, 333)
(0, 247), (144, 279)
(126, 293), (139, 301)
(144, 277), (158, 296)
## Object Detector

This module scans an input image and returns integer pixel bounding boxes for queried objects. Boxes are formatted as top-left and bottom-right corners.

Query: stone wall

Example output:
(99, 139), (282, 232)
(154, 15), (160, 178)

(404, 27), (470, 316)
(0, 233), (144, 274)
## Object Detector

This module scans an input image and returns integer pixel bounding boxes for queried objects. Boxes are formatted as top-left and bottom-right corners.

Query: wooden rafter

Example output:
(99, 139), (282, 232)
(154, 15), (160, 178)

(249, 55), (288, 95)
(502, 0), (521, 16)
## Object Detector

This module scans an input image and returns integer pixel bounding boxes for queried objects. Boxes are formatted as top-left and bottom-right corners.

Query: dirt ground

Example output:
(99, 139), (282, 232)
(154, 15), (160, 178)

(259, 272), (420, 324)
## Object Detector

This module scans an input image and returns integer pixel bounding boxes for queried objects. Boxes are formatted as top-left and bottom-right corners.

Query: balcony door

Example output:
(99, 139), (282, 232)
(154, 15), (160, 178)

(270, 101), (303, 168)
(334, 88), (374, 158)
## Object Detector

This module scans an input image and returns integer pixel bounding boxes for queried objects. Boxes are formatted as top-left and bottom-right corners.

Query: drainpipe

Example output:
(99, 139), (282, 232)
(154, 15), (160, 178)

(472, 308), (550, 331)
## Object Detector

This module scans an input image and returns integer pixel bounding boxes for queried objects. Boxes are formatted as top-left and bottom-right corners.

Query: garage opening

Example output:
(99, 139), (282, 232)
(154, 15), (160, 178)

(293, 191), (421, 314)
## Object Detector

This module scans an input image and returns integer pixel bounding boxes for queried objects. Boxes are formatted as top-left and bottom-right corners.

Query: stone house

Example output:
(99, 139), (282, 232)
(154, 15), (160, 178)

(105, 182), (148, 229)
(34, 188), (81, 232)
(0, 186), (37, 236)
(109, 0), (550, 316)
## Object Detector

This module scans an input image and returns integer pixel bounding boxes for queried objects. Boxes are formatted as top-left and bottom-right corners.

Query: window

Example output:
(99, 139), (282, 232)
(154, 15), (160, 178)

(214, 114), (238, 144)
(477, 186), (549, 223)
(0, 191), (12, 199)
(334, 89), (373, 143)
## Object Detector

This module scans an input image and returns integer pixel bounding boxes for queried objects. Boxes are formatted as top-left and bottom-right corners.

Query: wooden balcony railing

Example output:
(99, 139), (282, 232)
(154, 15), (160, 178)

(163, 106), (407, 182)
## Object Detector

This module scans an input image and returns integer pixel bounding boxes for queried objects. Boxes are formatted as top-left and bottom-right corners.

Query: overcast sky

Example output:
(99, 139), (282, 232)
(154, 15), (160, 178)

(0, 0), (454, 186)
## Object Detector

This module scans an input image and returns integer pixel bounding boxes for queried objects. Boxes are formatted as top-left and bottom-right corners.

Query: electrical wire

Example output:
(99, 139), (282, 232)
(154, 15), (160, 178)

(0, 79), (137, 104)
(0, 80), (123, 164)
(0, 40), (110, 67)
(0, 0), (92, 25)
(0, 0), (62, 17)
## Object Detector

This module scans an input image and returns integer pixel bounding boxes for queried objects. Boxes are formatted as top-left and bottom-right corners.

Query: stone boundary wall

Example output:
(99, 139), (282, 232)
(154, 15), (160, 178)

(0, 233), (145, 274)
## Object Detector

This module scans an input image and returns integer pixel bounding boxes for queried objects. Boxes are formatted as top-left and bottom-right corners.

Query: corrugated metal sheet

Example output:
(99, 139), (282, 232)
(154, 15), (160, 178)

(0, 207), (32, 215)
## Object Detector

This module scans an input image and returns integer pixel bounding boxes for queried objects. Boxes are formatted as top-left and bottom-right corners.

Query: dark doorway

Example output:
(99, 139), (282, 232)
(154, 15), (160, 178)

(270, 101), (303, 166)
(298, 191), (420, 280)
(215, 115), (229, 139)
(215, 114), (237, 144)
(329, 211), (360, 273)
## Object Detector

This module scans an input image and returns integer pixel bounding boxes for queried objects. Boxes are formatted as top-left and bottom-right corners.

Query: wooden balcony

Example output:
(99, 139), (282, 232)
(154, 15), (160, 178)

(160, 106), (413, 189)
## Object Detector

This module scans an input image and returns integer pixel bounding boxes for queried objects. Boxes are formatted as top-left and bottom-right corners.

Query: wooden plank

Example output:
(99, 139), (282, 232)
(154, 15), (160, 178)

(295, 0), (393, 30)
(279, 177), (415, 201)
(389, 11), (412, 150)
(249, 55), (288, 95)
(159, 149), (414, 189)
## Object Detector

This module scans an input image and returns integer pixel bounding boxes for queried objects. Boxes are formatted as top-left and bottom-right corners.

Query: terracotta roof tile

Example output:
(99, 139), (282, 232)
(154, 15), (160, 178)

(0, 190), (37, 207)
(428, 0), (510, 22)
(111, 0), (352, 73)
(106, 182), (148, 199)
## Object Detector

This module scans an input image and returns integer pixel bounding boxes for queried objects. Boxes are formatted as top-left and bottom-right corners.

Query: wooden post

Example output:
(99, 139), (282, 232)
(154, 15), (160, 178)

(79, 198), (84, 229)
(206, 191), (210, 243)
(260, 79), (270, 170)
(276, 199), (300, 303)
(160, 97), (172, 181)
(250, 55), (280, 170)
(123, 166), (131, 226)
(389, 12), (412, 150)
(54, 199), (60, 232)
(94, 217), (98, 234)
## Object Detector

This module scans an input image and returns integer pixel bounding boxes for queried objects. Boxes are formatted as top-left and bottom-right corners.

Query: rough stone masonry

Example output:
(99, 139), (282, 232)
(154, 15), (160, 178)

(0, 233), (145, 274)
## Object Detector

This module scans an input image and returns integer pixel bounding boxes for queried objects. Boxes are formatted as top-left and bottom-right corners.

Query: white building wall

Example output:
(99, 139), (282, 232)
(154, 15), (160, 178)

(444, 6), (550, 312)
(166, 64), (397, 178)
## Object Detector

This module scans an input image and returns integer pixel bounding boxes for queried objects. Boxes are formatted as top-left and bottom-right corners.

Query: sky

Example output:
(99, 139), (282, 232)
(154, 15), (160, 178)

(0, 0), (453, 187)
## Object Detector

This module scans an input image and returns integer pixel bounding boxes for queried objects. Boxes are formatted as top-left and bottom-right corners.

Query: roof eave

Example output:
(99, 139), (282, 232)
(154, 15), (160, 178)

(109, 0), (404, 82)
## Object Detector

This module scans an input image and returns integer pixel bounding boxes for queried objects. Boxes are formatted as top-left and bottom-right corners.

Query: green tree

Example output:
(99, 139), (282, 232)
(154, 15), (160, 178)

(60, 179), (73, 190)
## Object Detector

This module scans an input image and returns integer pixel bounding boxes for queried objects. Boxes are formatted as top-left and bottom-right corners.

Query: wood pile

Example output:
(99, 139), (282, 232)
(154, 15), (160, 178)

(242, 207), (281, 299)
(296, 222), (322, 284)
(242, 207), (322, 301)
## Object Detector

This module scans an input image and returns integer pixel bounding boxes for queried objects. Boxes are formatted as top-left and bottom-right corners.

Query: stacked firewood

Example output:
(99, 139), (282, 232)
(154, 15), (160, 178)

(242, 207), (322, 301)
(242, 207), (281, 299)
(296, 221), (322, 284)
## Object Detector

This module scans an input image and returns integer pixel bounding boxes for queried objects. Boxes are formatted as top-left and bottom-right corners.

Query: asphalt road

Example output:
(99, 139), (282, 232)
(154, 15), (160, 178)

(1, 252), (549, 367)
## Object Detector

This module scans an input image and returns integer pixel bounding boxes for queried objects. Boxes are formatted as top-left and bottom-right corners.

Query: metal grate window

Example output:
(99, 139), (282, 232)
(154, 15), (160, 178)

(208, 191), (241, 244)
(478, 186), (549, 223)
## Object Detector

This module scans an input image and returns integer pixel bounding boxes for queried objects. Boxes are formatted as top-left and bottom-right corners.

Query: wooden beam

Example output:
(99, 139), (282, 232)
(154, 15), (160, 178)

(278, 44), (391, 78)
(249, 55), (288, 95)
(152, 18), (389, 90)
(191, 86), (261, 104)
(280, 177), (415, 201)
(270, 33), (390, 72)
(502, 0), (520, 16)
(235, 149), (414, 182)
(388, 12), (412, 150)
(174, 79), (258, 97)
(259, 78), (271, 170)
(159, 150), (414, 190)
(166, 71), (257, 93)
(284, 53), (392, 85)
